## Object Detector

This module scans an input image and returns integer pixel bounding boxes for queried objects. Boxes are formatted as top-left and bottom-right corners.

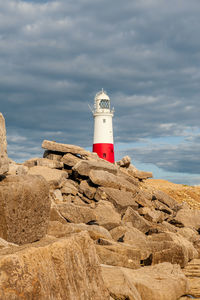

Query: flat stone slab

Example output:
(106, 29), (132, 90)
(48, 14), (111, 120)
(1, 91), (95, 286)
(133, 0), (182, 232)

(42, 140), (91, 156)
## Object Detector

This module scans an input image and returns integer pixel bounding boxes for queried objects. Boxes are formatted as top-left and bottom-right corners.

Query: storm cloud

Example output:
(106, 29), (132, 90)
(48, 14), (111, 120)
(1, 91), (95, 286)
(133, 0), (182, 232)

(1, 0), (200, 183)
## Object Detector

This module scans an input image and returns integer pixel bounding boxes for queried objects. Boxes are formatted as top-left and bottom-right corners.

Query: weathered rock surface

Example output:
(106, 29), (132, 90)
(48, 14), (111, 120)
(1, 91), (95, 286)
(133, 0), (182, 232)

(89, 169), (139, 192)
(61, 153), (81, 166)
(0, 113), (9, 175)
(79, 180), (96, 199)
(56, 203), (97, 224)
(122, 207), (152, 233)
(94, 200), (121, 230)
(101, 262), (189, 300)
(183, 259), (200, 298)
(0, 175), (50, 245)
(0, 232), (110, 300)
(48, 220), (112, 240)
(73, 159), (118, 176)
(28, 166), (68, 187)
(42, 139), (91, 156)
(173, 207), (200, 230)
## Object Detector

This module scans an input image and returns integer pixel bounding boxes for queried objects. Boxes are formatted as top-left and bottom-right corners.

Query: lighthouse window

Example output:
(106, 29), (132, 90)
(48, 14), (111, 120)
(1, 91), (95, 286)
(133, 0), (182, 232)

(99, 99), (110, 109)
(103, 153), (106, 158)
(103, 119), (106, 123)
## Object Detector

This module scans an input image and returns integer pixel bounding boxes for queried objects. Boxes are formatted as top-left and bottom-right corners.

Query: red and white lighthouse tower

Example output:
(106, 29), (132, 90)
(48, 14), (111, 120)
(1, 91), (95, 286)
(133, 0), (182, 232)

(92, 89), (115, 163)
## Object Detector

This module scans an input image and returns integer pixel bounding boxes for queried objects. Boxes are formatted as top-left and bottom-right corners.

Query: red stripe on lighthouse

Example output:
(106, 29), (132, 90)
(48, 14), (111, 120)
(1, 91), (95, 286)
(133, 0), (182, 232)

(93, 143), (114, 163)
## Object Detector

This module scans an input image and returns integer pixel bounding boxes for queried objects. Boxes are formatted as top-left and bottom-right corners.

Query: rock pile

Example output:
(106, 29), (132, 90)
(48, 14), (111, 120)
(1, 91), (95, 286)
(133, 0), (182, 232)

(0, 120), (200, 299)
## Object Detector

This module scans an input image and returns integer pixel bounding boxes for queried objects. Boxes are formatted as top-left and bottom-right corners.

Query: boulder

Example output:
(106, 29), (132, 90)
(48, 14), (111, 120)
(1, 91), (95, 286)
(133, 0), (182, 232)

(0, 113), (9, 175)
(89, 170), (139, 193)
(96, 239), (141, 269)
(183, 259), (200, 298)
(116, 155), (131, 168)
(110, 225), (151, 260)
(153, 190), (180, 211)
(95, 187), (138, 213)
(43, 149), (63, 161)
(122, 207), (152, 234)
(138, 206), (164, 223)
(172, 208), (200, 230)
(61, 153), (81, 167)
(101, 263), (189, 300)
(8, 163), (28, 175)
(24, 158), (63, 169)
(94, 200), (121, 230)
(73, 159), (118, 177)
(53, 189), (63, 202)
(56, 203), (97, 224)
(28, 166), (68, 188)
(79, 180), (96, 199)
(61, 180), (78, 196)
(0, 232), (110, 300)
(0, 175), (50, 245)
(48, 221), (112, 240)
(42, 140), (91, 156)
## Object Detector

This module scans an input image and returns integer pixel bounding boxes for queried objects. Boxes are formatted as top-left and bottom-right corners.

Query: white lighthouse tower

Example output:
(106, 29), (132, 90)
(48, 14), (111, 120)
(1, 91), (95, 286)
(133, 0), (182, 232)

(92, 89), (115, 163)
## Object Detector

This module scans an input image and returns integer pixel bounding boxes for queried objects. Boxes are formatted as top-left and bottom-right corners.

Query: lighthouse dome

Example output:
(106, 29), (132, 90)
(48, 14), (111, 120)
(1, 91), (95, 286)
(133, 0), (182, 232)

(95, 89), (110, 101)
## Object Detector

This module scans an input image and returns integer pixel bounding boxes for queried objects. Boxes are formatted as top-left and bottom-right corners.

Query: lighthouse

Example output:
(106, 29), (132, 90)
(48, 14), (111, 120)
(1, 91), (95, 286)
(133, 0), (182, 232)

(92, 89), (115, 163)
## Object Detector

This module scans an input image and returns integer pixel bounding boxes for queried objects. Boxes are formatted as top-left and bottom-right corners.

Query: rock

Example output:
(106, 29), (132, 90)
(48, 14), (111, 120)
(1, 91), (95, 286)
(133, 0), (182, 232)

(0, 232), (110, 300)
(148, 232), (198, 267)
(53, 189), (63, 202)
(116, 155), (131, 168)
(63, 194), (88, 206)
(24, 157), (64, 169)
(61, 180), (78, 196)
(0, 237), (18, 250)
(0, 113), (9, 175)
(110, 225), (151, 260)
(42, 139), (91, 156)
(8, 163), (28, 175)
(94, 200), (121, 230)
(95, 187), (138, 213)
(177, 227), (199, 243)
(0, 175), (50, 245)
(49, 206), (67, 224)
(73, 159), (118, 177)
(129, 169), (153, 180)
(153, 199), (174, 215)
(96, 239), (141, 269)
(56, 202), (97, 224)
(79, 180), (96, 199)
(138, 206), (164, 223)
(28, 166), (68, 188)
(48, 221), (112, 240)
(43, 149), (63, 161)
(122, 206), (152, 234)
(89, 170), (139, 193)
(153, 190), (180, 211)
(172, 208), (200, 230)
(183, 259), (200, 298)
(61, 153), (82, 167)
(101, 262), (189, 300)
(133, 190), (154, 208)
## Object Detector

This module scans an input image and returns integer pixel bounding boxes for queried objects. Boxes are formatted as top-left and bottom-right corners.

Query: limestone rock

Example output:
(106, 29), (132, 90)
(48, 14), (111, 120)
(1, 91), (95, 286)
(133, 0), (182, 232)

(95, 187), (138, 213)
(0, 175), (50, 245)
(42, 139), (91, 156)
(116, 155), (131, 168)
(8, 163), (28, 175)
(73, 159), (118, 177)
(94, 200), (121, 230)
(122, 206), (152, 234)
(89, 170), (139, 193)
(43, 149), (63, 161)
(0, 113), (9, 175)
(0, 232), (110, 300)
(173, 207), (200, 230)
(28, 166), (68, 188)
(53, 189), (63, 202)
(56, 202), (97, 224)
(101, 263), (189, 300)
(96, 239), (141, 269)
(110, 225), (151, 260)
(138, 206), (164, 223)
(61, 180), (78, 196)
(79, 180), (96, 199)
(153, 190), (180, 211)
(61, 153), (81, 167)
(48, 221), (112, 240)
(183, 259), (200, 298)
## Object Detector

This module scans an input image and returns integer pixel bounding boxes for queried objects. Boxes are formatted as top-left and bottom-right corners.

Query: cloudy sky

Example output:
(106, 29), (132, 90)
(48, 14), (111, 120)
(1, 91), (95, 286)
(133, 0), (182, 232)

(1, 0), (200, 185)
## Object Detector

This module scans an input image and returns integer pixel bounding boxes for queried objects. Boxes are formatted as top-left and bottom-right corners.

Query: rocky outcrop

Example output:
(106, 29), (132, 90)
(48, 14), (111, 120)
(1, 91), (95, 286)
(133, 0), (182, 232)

(0, 175), (50, 245)
(101, 263), (189, 300)
(0, 232), (110, 300)
(0, 113), (9, 175)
